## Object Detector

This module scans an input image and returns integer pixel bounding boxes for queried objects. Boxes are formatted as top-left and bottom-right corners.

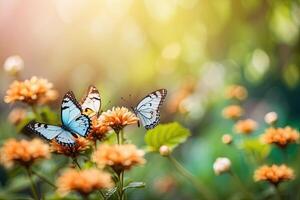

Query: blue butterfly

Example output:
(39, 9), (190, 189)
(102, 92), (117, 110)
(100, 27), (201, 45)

(133, 89), (167, 130)
(26, 91), (91, 146)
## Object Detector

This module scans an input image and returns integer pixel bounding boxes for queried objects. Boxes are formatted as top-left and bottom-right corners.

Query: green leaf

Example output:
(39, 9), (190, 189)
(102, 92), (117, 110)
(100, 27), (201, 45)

(105, 187), (117, 199)
(144, 122), (191, 152)
(123, 182), (146, 191)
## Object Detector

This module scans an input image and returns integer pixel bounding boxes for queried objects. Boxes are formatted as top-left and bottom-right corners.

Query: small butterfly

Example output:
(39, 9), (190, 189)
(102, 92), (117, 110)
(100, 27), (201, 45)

(133, 89), (167, 130)
(26, 91), (92, 146)
(81, 85), (101, 118)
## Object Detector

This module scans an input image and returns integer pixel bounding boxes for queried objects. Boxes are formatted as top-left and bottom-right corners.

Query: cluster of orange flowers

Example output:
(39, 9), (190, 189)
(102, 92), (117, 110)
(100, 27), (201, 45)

(1, 59), (148, 199)
(254, 164), (294, 184)
(220, 84), (297, 188)
(56, 168), (113, 196)
(221, 85), (258, 136)
(4, 76), (58, 105)
(92, 144), (146, 172)
(0, 138), (50, 168)
(261, 127), (299, 147)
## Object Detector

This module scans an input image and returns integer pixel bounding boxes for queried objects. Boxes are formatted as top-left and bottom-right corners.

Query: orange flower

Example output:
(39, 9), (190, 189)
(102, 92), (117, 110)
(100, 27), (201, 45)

(8, 108), (27, 125)
(154, 176), (177, 193)
(88, 118), (111, 141)
(50, 137), (91, 158)
(254, 164), (294, 185)
(4, 76), (58, 105)
(56, 168), (113, 196)
(222, 105), (243, 119)
(99, 107), (138, 133)
(261, 127), (299, 147)
(167, 80), (196, 114)
(92, 144), (145, 172)
(222, 134), (233, 144)
(0, 138), (50, 168)
(225, 85), (248, 101)
(234, 119), (258, 134)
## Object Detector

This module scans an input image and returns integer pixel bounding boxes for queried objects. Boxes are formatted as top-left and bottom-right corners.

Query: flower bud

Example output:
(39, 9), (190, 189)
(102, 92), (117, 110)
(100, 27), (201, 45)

(213, 157), (231, 175)
(222, 134), (232, 144)
(3, 55), (24, 76)
(159, 145), (170, 156)
(264, 112), (278, 125)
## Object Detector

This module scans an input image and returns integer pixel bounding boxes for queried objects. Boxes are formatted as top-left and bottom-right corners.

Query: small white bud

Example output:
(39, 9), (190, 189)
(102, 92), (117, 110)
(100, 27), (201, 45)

(222, 134), (233, 144)
(213, 157), (231, 175)
(264, 112), (278, 125)
(159, 145), (171, 156)
(3, 55), (24, 76)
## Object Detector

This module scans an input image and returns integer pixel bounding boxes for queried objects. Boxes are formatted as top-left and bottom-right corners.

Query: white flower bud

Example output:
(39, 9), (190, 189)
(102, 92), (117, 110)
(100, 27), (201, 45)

(3, 55), (24, 76)
(213, 157), (231, 175)
(159, 145), (170, 156)
(264, 112), (278, 125)
(222, 134), (232, 144)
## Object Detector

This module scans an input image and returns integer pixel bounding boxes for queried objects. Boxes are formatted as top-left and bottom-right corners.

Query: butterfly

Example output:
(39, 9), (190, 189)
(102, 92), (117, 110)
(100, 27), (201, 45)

(133, 89), (167, 130)
(81, 85), (101, 118)
(26, 91), (92, 146)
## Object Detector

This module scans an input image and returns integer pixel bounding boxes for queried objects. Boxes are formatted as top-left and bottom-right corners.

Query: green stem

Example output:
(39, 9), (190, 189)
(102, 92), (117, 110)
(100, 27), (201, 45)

(273, 184), (282, 200)
(120, 171), (125, 200)
(31, 169), (57, 188)
(168, 156), (215, 200)
(229, 170), (254, 199)
(25, 167), (39, 200)
(72, 158), (81, 169)
(117, 171), (125, 200)
(116, 130), (120, 145)
(31, 105), (40, 120)
(120, 129), (125, 144)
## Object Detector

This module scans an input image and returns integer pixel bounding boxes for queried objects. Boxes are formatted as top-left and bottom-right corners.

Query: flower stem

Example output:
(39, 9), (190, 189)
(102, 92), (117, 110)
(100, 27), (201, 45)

(116, 130), (120, 145)
(167, 156), (216, 200)
(31, 169), (57, 188)
(120, 129), (125, 144)
(229, 170), (254, 199)
(72, 157), (81, 169)
(25, 167), (39, 200)
(31, 105), (40, 121)
(273, 184), (282, 200)
(117, 171), (125, 200)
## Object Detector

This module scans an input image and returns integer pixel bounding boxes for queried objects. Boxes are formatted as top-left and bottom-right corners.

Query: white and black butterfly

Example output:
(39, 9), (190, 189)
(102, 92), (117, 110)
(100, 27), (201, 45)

(133, 89), (167, 130)
(81, 85), (101, 118)
(26, 91), (92, 146)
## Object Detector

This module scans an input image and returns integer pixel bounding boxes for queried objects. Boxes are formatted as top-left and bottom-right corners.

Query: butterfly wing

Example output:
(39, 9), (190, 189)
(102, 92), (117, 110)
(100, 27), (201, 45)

(81, 85), (101, 117)
(135, 89), (167, 129)
(26, 122), (76, 146)
(61, 91), (91, 137)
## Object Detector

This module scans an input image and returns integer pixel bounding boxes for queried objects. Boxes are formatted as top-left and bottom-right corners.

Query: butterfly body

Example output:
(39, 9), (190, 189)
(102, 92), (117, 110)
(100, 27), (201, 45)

(27, 91), (91, 146)
(134, 89), (167, 130)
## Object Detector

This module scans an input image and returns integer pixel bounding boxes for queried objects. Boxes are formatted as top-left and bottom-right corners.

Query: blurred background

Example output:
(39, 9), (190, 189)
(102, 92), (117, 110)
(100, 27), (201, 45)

(1, 0), (300, 199)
